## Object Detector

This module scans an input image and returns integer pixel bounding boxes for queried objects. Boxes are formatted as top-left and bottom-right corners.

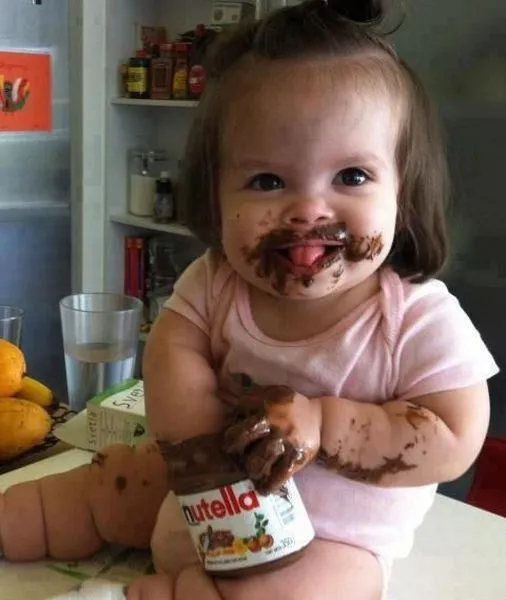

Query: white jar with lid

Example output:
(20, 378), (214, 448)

(128, 149), (168, 216)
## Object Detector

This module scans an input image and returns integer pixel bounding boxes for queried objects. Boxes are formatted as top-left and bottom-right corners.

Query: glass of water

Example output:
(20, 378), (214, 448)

(60, 293), (143, 412)
(0, 305), (24, 347)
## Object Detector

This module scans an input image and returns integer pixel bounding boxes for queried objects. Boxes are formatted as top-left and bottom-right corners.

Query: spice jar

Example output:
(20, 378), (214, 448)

(188, 25), (213, 100)
(153, 171), (175, 223)
(172, 43), (190, 100)
(128, 149), (168, 216)
(127, 50), (151, 99)
(151, 43), (175, 100)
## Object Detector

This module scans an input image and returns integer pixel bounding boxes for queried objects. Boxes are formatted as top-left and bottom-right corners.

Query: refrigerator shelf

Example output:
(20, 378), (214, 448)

(110, 214), (193, 237)
(111, 98), (199, 108)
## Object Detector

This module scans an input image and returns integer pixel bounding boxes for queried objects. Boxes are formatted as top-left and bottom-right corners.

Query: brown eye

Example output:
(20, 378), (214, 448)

(248, 173), (285, 191)
(334, 168), (369, 187)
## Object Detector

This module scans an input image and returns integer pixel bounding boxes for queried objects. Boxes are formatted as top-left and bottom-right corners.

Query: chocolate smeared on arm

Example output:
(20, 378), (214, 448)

(315, 393), (465, 486)
(403, 404), (433, 430)
(318, 450), (417, 484)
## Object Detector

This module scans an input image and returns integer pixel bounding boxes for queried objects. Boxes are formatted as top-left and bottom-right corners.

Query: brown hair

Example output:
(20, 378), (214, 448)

(178, 0), (450, 283)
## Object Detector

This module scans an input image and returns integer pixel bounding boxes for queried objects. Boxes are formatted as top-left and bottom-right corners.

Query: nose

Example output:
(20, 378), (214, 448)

(280, 194), (335, 229)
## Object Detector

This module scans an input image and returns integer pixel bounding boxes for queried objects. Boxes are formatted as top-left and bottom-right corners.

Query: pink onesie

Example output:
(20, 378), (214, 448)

(165, 250), (498, 561)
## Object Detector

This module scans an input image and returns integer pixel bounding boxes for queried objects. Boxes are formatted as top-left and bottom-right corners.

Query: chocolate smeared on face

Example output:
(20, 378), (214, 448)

(242, 223), (384, 294)
(318, 450), (417, 484)
(242, 223), (349, 294)
(345, 234), (384, 262)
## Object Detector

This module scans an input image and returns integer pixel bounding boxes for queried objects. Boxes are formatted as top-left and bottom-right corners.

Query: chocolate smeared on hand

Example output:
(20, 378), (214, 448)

(222, 385), (319, 494)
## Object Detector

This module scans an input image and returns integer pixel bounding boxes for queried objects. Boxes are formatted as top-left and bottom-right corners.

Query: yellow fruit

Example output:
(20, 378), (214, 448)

(0, 339), (25, 397)
(0, 397), (51, 461)
(16, 376), (54, 407)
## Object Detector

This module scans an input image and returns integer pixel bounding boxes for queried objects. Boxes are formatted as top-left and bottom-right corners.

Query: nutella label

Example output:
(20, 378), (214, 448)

(176, 478), (315, 572)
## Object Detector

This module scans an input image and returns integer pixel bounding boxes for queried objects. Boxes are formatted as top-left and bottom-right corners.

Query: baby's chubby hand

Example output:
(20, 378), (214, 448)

(222, 385), (322, 494)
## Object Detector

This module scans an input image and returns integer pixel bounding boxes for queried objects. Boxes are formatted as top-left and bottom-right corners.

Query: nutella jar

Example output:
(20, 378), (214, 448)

(160, 434), (315, 577)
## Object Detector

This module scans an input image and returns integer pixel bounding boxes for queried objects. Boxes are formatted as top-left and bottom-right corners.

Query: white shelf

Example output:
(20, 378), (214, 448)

(111, 97), (199, 108)
(110, 213), (193, 236)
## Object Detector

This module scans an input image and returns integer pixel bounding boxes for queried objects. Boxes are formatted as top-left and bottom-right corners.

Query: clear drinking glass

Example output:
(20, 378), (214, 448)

(0, 305), (24, 347)
(60, 293), (143, 412)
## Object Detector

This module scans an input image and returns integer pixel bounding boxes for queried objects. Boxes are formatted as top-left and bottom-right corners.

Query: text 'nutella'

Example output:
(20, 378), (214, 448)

(178, 477), (314, 573)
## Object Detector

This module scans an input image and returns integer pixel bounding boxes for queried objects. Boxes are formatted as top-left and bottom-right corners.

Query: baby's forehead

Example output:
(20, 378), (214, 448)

(221, 57), (402, 158)
(226, 53), (403, 102)
(222, 55), (404, 128)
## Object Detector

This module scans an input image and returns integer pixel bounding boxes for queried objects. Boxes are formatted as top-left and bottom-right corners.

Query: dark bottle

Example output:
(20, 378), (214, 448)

(127, 50), (150, 99)
(153, 171), (175, 223)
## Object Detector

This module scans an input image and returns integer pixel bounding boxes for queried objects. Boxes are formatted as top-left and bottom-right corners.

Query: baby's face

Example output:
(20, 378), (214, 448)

(219, 59), (400, 300)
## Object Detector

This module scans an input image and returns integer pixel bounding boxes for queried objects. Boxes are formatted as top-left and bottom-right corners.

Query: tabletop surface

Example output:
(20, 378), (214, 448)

(1, 449), (505, 600)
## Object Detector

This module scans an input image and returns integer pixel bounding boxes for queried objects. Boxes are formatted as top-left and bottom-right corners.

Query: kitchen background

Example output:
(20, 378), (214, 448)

(0, 0), (504, 500)
(0, 0), (71, 401)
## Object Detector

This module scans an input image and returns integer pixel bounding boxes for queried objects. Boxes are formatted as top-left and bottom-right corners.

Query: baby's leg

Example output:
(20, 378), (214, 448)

(130, 539), (382, 600)
(214, 539), (383, 600)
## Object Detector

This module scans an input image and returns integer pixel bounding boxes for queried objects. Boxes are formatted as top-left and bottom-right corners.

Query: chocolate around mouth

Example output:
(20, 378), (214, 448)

(272, 243), (344, 276)
(242, 224), (384, 295)
(243, 224), (349, 294)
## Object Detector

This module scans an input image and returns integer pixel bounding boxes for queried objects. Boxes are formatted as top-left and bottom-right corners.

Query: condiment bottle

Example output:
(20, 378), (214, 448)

(153, 171), (175, 223)
(160, 434), (315, 578)
(127, 50), (150, 99)
(188, 25), (208, 100)
(128, 149), (167, 216)
(151, 43), (175, 100)
(172, 43), (190, 100)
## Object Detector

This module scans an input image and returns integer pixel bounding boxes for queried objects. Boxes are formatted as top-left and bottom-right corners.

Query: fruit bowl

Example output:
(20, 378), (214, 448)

(0, 401), (77, 473)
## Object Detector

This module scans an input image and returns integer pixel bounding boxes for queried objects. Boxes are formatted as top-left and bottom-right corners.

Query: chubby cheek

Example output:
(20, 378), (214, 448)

(221, 208), (275, 257)
(343, 200), (397, 264)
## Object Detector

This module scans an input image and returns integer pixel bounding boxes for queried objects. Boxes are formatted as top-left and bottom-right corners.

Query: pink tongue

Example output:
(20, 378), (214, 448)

(288, 245), (326, 267)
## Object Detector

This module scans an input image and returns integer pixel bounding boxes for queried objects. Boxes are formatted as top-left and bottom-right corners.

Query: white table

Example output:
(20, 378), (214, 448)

(1, 450), (505, 600)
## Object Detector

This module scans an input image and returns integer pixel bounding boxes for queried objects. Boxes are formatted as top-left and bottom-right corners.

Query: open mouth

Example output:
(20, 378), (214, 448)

(272, 241), (345, 276)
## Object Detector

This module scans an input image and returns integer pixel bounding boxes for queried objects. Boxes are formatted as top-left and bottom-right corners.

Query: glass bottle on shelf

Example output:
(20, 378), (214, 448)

(128, 149), (168, 217)
(151, 43), (175, 100)
(127, 50), (151, 99)
(153, 171), (175, 223)
(172, 43), (190, 100)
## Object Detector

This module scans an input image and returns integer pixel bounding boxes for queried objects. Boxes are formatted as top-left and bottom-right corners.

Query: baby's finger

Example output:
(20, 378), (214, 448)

(245, 432), (285, 482)
(222, 414), (270, 454)
(256, 442), (303, 495)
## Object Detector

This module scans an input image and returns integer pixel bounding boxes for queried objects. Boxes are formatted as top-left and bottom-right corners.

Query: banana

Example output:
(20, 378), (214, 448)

(16, 376), (54, 408)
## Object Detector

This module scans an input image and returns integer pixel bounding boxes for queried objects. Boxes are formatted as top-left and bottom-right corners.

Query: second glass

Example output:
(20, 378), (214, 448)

(0, 305), (24, 347)
(60, 293), (143, 412)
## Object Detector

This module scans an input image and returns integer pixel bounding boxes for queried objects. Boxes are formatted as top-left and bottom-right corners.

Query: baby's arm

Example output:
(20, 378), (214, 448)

(143, 309), (227, 441)
(317, 382), (489, 486)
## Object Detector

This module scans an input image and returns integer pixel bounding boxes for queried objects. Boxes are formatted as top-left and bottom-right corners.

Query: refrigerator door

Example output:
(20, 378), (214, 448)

(0, 0), (71, 400)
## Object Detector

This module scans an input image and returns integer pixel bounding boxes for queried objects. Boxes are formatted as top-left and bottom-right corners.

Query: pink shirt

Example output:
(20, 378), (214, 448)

(165, 251), (498, 559)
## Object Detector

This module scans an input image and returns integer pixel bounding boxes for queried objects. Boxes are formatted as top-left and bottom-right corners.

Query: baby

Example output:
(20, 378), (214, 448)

(136, 0), (498, 599)
(1, 1), (498, 599)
